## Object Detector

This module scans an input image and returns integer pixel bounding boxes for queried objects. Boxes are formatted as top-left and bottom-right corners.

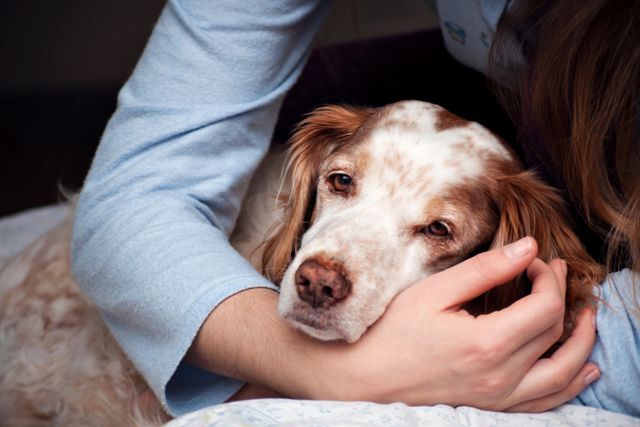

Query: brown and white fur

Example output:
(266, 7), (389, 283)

(258, 101), (604, 342)
(0, 101), (604, 426)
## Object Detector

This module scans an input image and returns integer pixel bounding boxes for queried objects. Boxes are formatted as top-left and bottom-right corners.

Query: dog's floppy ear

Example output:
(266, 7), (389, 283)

(262, 105), (374, 283)
(485, 171), (605, 333)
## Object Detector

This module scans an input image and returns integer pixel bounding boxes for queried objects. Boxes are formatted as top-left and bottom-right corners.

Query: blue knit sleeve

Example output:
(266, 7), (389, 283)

(71, 0), (329, 416)
(571, 269), (640, 418)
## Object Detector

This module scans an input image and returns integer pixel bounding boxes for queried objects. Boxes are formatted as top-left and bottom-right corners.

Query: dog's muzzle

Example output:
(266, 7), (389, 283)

(294, 257), (351, 308)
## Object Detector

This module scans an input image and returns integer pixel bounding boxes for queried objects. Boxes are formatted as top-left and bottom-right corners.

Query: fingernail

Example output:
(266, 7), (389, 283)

(503, 237), (532, 259)
(585, 367), (600, 385)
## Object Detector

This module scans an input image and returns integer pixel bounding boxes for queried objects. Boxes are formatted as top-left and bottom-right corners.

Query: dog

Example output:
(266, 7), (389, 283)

(0, 101), (604, 426)
(252, 101), (604, 342)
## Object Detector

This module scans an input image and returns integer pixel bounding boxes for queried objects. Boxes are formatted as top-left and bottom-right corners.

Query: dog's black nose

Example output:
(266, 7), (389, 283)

(294, 258), (351, 308)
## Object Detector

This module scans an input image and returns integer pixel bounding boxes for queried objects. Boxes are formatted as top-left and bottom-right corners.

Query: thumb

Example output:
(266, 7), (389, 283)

(426, 236), (538, 309)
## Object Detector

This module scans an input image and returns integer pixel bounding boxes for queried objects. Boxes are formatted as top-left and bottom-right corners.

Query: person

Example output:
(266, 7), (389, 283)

(487, 0), (640, 416)
(71, 0), (639, 418)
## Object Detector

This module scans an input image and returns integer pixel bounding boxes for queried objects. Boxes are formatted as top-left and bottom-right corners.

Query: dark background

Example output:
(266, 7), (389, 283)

(1, 0), (164, 216)
(0, 1), (514, 217)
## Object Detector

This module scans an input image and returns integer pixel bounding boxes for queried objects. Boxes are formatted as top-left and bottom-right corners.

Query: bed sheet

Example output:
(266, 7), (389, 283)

(165, 399), (640, 427)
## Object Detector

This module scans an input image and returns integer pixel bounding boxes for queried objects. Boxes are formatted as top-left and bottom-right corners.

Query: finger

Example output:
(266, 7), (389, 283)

(503, 363), (600, 413)
(527, 257), (565, 301)
(546, 258), (567, 300)
(426, 237), (538, 308)
(499, 310), (565, 380)
(484, 258), (565, 348)
(498, 308), (596, 408)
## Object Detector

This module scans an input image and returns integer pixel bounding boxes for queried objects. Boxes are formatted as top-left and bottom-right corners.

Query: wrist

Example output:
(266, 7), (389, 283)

(292, 336), (391, 403)
(186, 287), (360, 400)
(272, 320), (359, 401)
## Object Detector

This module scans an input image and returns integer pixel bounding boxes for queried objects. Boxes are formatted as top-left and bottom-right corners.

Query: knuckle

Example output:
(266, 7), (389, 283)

(469, 253), (498, 282)
(475, 374), (511, 401)
(553, 322), (565, 341)
(547, 370), (572, 392)
(469, 338), (505, 366)
(544, 297), (565, 320)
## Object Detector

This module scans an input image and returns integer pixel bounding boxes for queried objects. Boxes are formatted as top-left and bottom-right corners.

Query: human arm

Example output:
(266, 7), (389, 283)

(71, 0), (330, 416)
(187, 237), (599, 411)
(571, 269), (640, 417)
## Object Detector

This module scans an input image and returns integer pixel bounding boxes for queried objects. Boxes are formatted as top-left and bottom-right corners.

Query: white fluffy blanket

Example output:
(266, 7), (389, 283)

(165, 399), (639, 427)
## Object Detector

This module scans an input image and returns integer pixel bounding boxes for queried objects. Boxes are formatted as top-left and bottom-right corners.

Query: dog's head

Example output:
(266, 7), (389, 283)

(263, 101), (603, 342)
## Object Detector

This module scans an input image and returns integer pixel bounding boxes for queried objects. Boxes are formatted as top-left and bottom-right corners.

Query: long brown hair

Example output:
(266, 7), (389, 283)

(489, 0), (640, 274)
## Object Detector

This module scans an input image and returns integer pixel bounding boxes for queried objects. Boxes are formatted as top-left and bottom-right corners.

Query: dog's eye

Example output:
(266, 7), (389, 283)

(424, 221), (450, 237)
(328, 173), (353, 193)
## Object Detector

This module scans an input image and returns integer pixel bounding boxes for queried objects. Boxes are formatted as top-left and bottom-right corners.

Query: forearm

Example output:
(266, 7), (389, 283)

(186, 288), (353, 400)
(187, 247), (598, 413)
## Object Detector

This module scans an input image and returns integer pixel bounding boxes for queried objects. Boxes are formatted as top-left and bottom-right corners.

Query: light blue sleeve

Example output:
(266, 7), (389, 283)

(571, 269), (640, 418)
(71, 0), (330, 416)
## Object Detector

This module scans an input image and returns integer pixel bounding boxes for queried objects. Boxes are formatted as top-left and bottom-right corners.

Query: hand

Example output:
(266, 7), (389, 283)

(188, 237), (598, 412)
(331, 237), (599, 412)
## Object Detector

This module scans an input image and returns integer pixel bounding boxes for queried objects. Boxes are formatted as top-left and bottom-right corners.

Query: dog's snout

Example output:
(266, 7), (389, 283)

(295, 259), (351, 308)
